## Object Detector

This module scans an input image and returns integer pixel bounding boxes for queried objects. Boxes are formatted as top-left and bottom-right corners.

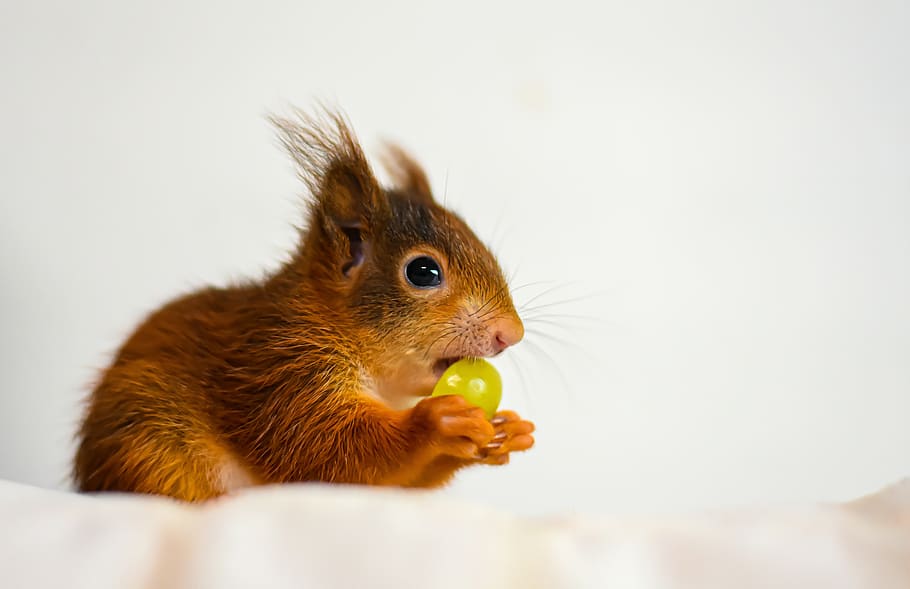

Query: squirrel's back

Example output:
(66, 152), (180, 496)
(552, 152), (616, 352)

(75, 284), (269, 499)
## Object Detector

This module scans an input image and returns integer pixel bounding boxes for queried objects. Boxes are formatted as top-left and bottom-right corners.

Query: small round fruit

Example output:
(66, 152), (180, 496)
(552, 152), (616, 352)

(431, 358), (502, 419)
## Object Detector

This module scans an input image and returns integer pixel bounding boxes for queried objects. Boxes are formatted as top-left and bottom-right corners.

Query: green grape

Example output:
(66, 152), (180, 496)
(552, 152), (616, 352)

(431, 358), (502, 419)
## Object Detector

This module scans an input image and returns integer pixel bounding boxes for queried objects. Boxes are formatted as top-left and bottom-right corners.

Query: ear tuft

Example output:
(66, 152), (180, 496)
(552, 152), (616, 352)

(379, 142), (435, 204)
(269, 107), (382, 225)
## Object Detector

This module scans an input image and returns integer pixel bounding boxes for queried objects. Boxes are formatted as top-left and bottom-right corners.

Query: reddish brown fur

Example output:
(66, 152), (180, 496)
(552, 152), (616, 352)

(73, 110), (534, 501)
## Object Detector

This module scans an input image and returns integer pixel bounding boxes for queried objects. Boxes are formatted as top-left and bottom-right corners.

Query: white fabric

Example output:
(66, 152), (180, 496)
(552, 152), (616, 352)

(1, 479), (908, 588)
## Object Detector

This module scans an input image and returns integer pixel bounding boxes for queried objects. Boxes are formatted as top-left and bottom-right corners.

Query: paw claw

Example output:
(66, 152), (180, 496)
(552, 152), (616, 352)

(482, 453), (510, 466)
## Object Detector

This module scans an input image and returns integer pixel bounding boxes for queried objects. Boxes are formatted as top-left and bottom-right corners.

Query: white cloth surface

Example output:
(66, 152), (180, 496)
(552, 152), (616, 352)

(1, 478), (908, 588)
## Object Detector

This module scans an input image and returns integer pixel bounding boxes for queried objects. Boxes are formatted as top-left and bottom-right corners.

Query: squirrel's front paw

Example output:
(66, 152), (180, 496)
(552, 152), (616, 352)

(478, 410), (535, 465)
(411, 395), (496, 460)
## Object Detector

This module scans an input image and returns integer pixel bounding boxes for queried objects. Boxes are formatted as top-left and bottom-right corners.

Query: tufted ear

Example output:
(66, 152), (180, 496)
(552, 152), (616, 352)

(271, 109), (383, 224)
(379, 142), (435, 204)
(271, 109), (384, 277)
(317, 158), (381, 227)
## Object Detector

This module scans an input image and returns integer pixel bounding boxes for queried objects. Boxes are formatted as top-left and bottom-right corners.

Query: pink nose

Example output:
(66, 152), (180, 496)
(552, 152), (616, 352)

(489, 316), (524, 355)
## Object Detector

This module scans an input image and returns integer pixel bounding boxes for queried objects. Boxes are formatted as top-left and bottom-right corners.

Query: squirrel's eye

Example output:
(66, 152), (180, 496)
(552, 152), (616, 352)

(405, 256), (442, 288)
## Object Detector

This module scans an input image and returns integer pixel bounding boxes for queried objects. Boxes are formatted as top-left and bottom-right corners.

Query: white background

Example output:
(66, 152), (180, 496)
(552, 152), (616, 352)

(1, 0), (907, 516)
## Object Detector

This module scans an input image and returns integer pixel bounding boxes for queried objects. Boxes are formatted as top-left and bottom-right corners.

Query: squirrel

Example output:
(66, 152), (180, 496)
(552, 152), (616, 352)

(73, 110), (534, 501)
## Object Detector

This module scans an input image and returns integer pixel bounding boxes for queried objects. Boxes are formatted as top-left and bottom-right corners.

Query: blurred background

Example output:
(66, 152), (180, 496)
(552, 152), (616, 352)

(1, 0), (907, 516)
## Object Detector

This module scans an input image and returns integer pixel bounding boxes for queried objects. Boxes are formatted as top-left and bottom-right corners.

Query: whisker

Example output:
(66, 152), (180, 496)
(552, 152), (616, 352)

(471, 282), (511, 318)
(522, 312), (605, 323)
(473, 299), (512, 323)
(423, 326), (461, 359)
(475, 308), (510, 328)
(520, 336), (576, 405)
(524, 313), (620, 334)
(523, 316), (598, 332)
(440, 336), (457, 360)
(459, 332), (471, 359)
(518, 291), (610, 314)
(440, 328), (465, 360)
(504, 264), (522, 289)
(524, 327), (599, 364)
(514, 283), (579, 311)
(503, 351), (535, 413)
(509, 279), (559, 294)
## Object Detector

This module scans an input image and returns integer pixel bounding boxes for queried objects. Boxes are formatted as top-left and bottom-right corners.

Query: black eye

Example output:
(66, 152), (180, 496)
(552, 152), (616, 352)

(405, 256), (443, 288)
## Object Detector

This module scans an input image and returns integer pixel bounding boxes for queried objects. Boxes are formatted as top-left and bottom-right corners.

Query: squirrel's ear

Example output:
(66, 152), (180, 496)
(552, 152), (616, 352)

(270, 109), (384, 225)
(271, 109), (384, 277)
(379, 142), (435, 204)
(317, 161), (377, 277)
(318, 158), (382, 226)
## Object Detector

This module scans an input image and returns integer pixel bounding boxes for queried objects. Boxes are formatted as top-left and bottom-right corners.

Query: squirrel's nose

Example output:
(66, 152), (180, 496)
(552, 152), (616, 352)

(489, 315), (524, 355)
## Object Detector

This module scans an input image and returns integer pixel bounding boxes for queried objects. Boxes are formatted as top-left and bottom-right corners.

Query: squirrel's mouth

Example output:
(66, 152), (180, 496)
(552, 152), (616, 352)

(432, 357), (464, 380)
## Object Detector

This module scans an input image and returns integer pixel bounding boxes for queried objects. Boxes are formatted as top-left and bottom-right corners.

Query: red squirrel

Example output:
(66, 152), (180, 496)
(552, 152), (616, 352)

(73, 110), (534, 501)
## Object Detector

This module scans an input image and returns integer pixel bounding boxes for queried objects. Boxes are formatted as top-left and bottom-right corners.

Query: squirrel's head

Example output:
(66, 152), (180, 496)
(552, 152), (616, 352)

(272, 111), (523, 407)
